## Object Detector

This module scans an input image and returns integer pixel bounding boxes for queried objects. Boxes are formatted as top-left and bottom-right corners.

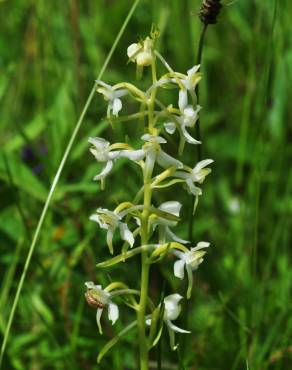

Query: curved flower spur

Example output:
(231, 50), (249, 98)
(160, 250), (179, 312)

(85, 29), (213, 369)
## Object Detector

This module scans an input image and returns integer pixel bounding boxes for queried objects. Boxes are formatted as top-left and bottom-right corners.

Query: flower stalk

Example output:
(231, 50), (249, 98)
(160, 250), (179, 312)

(137, 53), (158, 369)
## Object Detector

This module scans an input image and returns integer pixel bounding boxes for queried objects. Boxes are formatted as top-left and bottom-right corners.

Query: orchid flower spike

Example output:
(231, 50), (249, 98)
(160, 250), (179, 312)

(152, 201), (189, 244)
(89, 137), (145, 185)
(127, 36), (154, 67)
(174, 159), (214, 196)
(90, 208), (134, 254)
(173, 241), (210, 298)
(85, 282), (119, 334)
(96, 81), (128, 117)
(163, 294), (190, 350)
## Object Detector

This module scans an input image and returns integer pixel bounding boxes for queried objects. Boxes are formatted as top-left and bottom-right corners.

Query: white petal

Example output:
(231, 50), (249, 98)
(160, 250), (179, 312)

(159, 201), (182, 216)
(186, 178), (202, 196)
(146, 318), (151, 326)
(173, 170), (189, 180)
(174, 259), (185, 279)
(93, 160), (113, 181)
(136, 51), (152, 66)
(119, 222), (134, 247)
(95, 80), (112, 89)
(120, 149), (145, 161)
(183, 106), (198, 124)
(114, 89), (128, 98)
(141, 134), (167, 144)
(89, 214), (109, 230)
(144, 147), (156, 178)
(134, 216), (141, 226)
(166, 227), (189, 244)
(127, 43), (140, 59)
(164, 293), (183, 306)
(186, 65), (200, 77)
(167, 320), (191, 334)
(149, 78), (172, 92)
(193, 159), (214, 172)
(96, 308), (103, 334)
(164, 122), (176, 134)
(178, 89), (188, 111)
(164, 294), (183, 321)
(108, 150), (122, 160)
(112, 98), (122, 116)
(97, 87), (113, 101)
(157, 150), (183, 169)
(85, 281), (96, 289)
(88, 136), (109, 149)
(181, 126), (201, 144)
(192, 241), (210, 251)
(108, 303), (119, 325)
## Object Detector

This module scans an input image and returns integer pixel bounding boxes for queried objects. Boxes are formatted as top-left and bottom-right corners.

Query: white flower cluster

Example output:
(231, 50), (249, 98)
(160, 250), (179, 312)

(85, 35), (213, 354)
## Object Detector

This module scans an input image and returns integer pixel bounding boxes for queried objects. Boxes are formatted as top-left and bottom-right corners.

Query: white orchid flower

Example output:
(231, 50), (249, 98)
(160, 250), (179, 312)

(90, 208), (134, 254)
(89, 137), (145, 184)
(141, 134), (183, 178)
(163, 294), (190, 350)
(164, 105), (201, 145)
(127, 37), (153, 67)
(85, 282), (119, 334)
(174, 159), (214, 196)
(152, 201), (189, 244)
(96, 81), (128, 117)
(173, 241), (210, 298)
(176, 65), (201, 111)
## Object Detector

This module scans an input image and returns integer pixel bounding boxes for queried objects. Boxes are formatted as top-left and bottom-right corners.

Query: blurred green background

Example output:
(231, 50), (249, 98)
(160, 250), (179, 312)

(0, 0), (291, 369)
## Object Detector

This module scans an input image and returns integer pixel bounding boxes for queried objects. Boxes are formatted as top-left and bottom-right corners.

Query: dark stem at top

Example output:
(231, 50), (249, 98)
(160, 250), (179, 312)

(199, 0), (223, 25)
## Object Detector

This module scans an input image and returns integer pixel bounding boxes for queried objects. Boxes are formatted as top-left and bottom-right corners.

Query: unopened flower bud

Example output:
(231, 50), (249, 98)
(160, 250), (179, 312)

(127, 37), (153, 67)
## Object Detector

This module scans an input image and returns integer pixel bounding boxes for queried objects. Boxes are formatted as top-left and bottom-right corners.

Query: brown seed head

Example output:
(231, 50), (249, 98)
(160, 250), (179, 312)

(199, 0), (223, 25)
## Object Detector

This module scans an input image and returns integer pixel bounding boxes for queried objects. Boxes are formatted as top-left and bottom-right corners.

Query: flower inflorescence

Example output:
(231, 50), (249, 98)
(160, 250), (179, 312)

(84, 33), (213, 364)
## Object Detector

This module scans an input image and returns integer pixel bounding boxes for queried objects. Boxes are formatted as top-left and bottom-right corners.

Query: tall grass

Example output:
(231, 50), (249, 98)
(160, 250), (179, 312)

(0, 0), (291, 369)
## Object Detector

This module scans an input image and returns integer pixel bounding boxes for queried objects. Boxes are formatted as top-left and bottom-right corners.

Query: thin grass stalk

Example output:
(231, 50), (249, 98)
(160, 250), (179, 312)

(188, 0), (223, 242)
(188, 23), (208, 243)
(0, 1), (141, 367)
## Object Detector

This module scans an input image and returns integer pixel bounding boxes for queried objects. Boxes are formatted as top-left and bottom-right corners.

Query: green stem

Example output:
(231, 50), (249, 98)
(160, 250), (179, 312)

(138, 181), (152, 370)
(137, 50), (158, 370)
(195, 23), (208, 162)
(188, 23), (208, 243)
